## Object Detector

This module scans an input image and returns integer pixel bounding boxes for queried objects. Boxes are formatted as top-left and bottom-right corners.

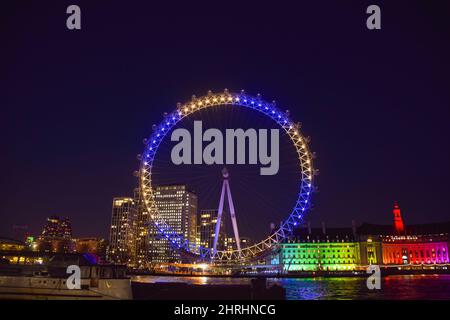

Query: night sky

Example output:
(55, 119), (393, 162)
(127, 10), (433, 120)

(1, 1), (449, 240)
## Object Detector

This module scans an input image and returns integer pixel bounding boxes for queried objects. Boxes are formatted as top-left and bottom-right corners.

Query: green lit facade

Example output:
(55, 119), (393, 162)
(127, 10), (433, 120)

(279, 227), (363, 271)
(281, 240), (359, 271)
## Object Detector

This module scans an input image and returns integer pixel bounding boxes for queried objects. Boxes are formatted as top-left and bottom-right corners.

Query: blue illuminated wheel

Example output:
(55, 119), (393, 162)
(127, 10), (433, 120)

(140, 89), (315, 262)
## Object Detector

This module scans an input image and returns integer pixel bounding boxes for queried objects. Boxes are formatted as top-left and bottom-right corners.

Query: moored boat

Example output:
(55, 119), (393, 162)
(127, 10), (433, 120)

(0, 251), (132, 300)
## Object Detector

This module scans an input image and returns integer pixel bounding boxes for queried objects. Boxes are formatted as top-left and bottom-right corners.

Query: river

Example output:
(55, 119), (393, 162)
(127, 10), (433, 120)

(132, 274), (450, 300)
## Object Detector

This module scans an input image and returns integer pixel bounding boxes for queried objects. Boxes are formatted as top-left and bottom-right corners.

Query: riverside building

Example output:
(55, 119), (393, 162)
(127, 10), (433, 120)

(280, 223), (359, 271)
(279, 203), (450, 272)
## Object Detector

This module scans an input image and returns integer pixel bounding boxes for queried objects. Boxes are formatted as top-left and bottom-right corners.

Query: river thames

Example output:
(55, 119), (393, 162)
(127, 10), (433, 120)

(132, 274), (450, 300)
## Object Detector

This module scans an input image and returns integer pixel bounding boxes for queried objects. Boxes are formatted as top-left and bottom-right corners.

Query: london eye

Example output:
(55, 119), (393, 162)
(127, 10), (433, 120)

(139, 89), (316, 263)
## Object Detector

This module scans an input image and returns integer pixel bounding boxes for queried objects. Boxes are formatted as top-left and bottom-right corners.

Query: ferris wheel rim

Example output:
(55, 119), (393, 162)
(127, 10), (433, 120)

(140, 89), (314, 262)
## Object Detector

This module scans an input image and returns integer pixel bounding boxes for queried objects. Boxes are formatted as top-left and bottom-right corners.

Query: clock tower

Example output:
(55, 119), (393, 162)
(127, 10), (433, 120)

(393, 201), (405, 234)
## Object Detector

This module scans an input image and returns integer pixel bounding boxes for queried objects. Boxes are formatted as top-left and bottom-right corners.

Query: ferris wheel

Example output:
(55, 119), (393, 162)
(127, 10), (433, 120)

(139, 89), (316, 263)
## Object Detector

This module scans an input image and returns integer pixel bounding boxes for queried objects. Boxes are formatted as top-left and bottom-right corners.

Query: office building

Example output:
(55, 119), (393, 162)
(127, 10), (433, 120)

(198, 209), (226, 251)
(133, 187), (151, 268)
(108, 197), (137, 265)
(37, 216), (74, 253)
(148, 185), (198, 264)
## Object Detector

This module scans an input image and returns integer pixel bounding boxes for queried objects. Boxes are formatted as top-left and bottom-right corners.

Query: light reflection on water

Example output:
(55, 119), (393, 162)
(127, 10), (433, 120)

(132, 274), (450, 300)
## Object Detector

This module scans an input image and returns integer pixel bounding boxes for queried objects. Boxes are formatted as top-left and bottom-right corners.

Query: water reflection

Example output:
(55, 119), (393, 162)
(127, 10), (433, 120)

(132, 274), (450, 300)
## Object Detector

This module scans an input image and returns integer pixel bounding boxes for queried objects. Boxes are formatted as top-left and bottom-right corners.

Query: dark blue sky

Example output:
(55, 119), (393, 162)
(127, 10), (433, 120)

(1, 1), (449, 239)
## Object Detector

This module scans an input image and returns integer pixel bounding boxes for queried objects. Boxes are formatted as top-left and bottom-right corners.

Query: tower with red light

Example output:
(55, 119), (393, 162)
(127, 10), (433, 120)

(393, 201), (405, 234)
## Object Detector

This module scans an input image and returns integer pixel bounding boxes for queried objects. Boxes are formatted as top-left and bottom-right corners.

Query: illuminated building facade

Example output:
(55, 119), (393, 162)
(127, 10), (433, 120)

(40, 216), (72, 239)
(76, 237), (107, 256)
(0, 238), (40, 265)
(75, 237), (108, 264)
(224, 236), (252, 252)
(37, 216), (74, 253)
(133, 187), (150, 268)
(357, 203), (450, 267)
(280, 226), (359, 271)
(25, 236), (38, 251)
(357, 235), (382, 266)
(108, 197), (137, 265)
(279, 203), (450, 272)
(381, 235), (449, 265)
(37, 238), (74, 253)
(0, 238), (26, 252)
(199, 209), (225, 250)
(148, 185), (198, 264)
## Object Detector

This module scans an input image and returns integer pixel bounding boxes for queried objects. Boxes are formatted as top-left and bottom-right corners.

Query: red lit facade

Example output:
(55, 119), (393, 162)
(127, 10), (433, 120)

(382, 235), (449, 265)
(382, 203), (449, 265)
(357, 203), (450, 267)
